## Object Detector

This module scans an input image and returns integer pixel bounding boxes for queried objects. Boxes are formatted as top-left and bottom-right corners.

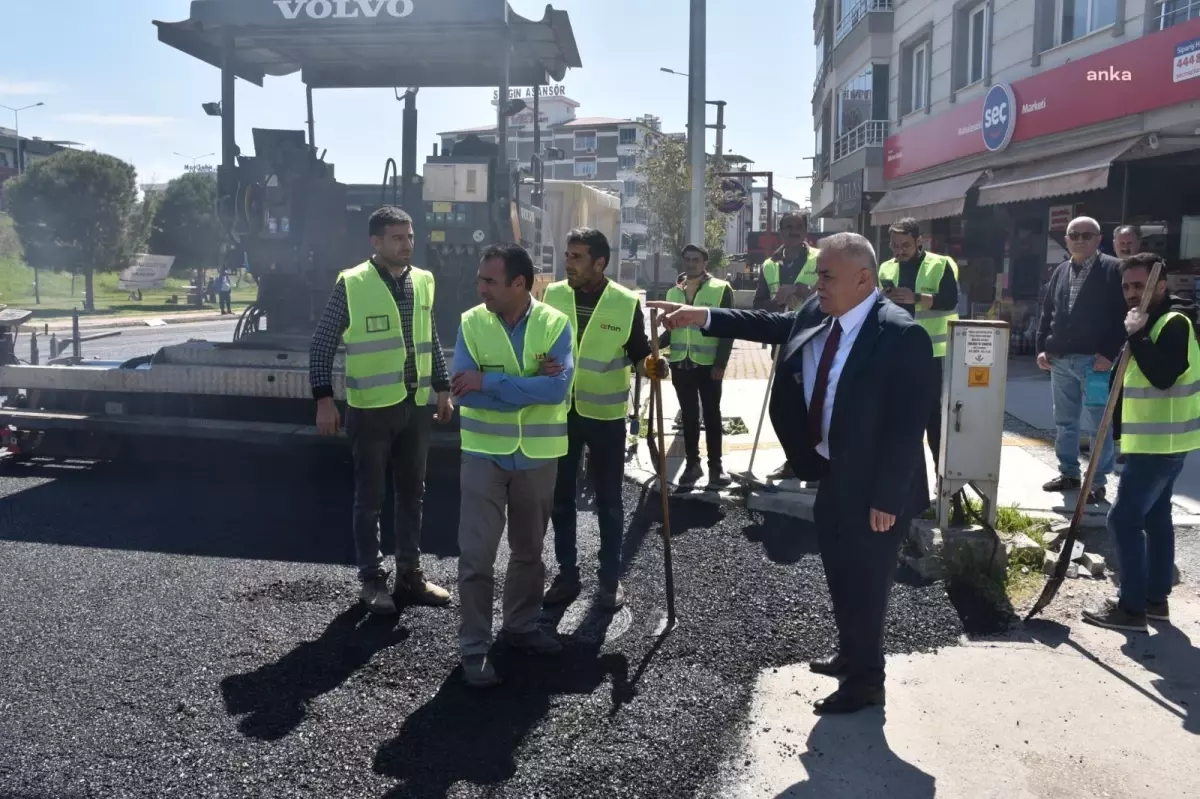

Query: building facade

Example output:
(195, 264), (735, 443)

(438, 93), (662, 267)
(811, 0), (1200, 317)
(0, 128), (71, 211)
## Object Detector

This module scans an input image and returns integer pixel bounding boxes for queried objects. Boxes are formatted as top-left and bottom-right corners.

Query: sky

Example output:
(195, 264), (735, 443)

(1, 0), (816, 205)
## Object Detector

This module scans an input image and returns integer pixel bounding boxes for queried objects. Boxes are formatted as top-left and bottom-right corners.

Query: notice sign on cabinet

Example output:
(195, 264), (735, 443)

(964, 328), (995, 367)
(968, 366), (991, 387)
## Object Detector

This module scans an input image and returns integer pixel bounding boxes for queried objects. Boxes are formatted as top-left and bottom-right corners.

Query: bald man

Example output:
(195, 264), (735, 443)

(1036, 216), (1127, 504)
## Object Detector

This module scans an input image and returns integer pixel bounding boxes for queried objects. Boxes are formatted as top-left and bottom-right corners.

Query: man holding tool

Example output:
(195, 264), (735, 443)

(452, 243), (574, 688)
(660, 244), (734, 490)
(878, 218), (960, 467)
(1083, 253), (1200, 633)
(650, 232), (934, 714)
(754, 211), (819, 481)
(310, 206), (455, 615)
(540, 228), (663, 611)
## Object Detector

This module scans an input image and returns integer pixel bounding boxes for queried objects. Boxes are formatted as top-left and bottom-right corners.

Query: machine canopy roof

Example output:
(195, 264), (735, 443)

(153, 0), (581, 88)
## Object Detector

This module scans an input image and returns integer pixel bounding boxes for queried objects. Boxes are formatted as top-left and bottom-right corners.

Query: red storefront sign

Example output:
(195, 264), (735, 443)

(884, 17), (1200, 180)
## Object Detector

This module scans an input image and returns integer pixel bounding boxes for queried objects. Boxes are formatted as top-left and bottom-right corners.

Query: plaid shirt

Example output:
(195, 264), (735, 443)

(309, 260), (450, 401)
(1067, 251), (1099, 314)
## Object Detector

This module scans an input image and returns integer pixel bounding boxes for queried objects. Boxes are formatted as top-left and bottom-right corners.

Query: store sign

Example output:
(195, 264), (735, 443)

(1174, 36), (1200, 82)
(493, 86), (568, 101)
(716, 178), (749, 214)
(1048, 204), (1074, 232)
(834, 173), (863, 217)
(273, 0), (414, 20)
(884, 17), (1200, 179)
(981, 84), (1016, 152)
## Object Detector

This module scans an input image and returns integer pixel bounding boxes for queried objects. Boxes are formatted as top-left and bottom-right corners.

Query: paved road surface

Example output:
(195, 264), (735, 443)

(13, 319), (238, 364)
(0, 444), (968, 798)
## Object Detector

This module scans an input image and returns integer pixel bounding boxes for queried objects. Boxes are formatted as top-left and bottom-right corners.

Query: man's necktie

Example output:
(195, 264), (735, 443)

(808, 319), (843, 449)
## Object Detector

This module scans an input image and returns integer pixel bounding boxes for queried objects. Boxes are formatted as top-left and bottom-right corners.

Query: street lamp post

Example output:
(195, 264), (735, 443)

(2, 102), (45, 303)
(686, 0), (706, 249)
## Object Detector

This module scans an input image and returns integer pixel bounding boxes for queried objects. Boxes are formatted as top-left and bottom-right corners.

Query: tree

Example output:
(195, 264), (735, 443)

(637, 135), (730, 275)
(149, 172), (222, 274)
(5, 149), (140, 311)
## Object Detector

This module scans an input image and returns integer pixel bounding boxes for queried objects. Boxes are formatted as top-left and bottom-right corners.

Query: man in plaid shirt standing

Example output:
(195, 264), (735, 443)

(310, 206), (455, 614)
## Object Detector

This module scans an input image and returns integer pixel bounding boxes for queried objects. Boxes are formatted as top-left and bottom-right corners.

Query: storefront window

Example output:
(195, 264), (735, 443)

(1159, 0), (1200, 29)
(1057, 0), (1117, 45)
(836, 66), (872, 137)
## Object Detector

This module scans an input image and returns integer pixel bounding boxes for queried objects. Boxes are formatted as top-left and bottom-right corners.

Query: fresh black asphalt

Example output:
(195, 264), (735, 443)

(0, 443), (969, 798)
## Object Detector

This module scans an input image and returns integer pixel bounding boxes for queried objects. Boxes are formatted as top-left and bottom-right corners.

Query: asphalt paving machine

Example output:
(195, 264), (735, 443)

(0, 0), (585, 460)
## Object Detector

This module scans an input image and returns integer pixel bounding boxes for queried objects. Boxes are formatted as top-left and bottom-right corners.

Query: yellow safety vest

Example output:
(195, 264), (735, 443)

(543, 279), (638, 421)
(878, 252), (959, 358)
(339, 262), (434, 409)
(458, 300), (570, 459)
(763, 247), (820, 291)
(1121, 310), (1200, 455)
(665, 277), (728, 366)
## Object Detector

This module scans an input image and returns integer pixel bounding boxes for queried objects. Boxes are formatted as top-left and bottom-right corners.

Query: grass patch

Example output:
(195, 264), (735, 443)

(0, 255), (256, 317)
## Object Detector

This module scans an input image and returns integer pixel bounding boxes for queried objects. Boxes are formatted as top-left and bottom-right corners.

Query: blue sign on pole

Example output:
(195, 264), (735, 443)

(981, 83), (1017, 153)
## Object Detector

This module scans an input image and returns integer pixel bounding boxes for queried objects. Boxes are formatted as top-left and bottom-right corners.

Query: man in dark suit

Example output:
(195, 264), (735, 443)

(649, 232), (935, 714)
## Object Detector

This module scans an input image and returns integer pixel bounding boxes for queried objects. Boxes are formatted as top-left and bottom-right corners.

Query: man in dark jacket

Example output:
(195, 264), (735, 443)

(1036, 216), (1127, 503)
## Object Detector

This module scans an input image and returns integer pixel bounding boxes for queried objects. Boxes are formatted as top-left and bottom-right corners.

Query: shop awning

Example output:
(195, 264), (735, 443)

(976, 137), (1141, 207)
(869, 171), (985, 228)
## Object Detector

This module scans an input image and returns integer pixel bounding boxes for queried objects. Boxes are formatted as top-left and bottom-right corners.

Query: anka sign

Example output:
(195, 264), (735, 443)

(273, 0), (414, 20)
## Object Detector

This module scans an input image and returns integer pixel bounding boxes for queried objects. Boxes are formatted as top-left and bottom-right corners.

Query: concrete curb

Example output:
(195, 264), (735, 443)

(34, 311), (234, 333)
(622, 461), (816, 522)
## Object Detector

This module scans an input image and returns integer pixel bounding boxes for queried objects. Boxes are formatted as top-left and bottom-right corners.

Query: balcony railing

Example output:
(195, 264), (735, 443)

(834, 0), (893, 46)
(1160, 0), (1200, 29)
(832, 120), (889, 162)
(813, 57), (832, 94)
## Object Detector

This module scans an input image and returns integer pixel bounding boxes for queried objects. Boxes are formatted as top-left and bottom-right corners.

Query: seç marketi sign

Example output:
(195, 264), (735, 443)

(884, 16), (1200, 180)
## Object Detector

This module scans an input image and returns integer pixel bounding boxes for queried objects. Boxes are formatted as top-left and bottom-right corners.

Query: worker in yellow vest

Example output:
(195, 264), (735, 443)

(879, 218), (961, 466)
(310, 206), (455, 616)
(1084, 254), (1199, 633)
(753, 210), (819, 482)
(450, 242), (575, 688)
(660, 244), (735, 489)
(541, 228), (664, 611)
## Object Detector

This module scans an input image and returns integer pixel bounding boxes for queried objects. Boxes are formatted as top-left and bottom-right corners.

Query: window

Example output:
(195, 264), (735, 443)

(1056, 0), (1117, 45)
(574, 158), (597, 178)
(623, 180), (638, 198)
(618, 128), (637, 145)
(574, 131), (597, 151)
(622, 207), (637, 224)
(1159, 0), (1200, 29)
(901, 40), (929, 116)
(618, 154), (637, 170)
(815, 32), (827, 74)
(965, 4), (988, 86)
(836, 65), (872, 136)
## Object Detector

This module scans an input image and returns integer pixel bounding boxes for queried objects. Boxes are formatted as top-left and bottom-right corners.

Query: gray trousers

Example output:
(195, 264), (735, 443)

(457, 455), (558, 657)
(346, 399), (430, 581)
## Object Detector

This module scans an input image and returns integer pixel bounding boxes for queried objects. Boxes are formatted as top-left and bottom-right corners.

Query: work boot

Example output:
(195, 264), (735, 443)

(1082, 599), (1147, 633)
(678, 462), (704, 488)
(461, 654), (502, 688)
(767, 463), (794, 481)
(707, 465), (732, 490)
(599, 580), (626, 611)
(1146, 600), (1170, 622)
(1087, 486), (1107, 505)
(500, 628), (563, 655)
(360, 574), (397, 615)
(1043, 475), (1081, 492)
(394, 568), (452, 607)
(543, 571), (582, 606)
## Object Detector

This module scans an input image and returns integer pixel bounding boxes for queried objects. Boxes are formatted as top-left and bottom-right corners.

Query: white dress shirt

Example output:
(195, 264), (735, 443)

(802, 290), (878, 460)
(700, 290), (878, 460)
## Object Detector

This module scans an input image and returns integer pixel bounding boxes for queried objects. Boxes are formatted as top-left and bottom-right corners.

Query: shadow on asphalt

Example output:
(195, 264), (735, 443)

(219, 604), (411, 741)
(772, 712), (936, 798)
(740, 511), (820, 564)
(372, 618), (629, 798)
(0, 443), (463, 565)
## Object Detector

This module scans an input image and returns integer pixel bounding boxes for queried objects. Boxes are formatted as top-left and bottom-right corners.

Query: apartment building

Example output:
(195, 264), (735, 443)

(812, 0), (1200, 311)
(438, 92), (660, 265)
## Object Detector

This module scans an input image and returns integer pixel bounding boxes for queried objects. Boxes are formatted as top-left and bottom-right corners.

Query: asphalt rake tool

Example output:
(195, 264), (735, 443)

(1026, 259), (1162, 621)
(648, 309), (678, 630)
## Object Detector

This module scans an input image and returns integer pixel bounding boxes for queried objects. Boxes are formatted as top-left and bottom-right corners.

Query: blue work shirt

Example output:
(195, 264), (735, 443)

(453, 299), (575, 472)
